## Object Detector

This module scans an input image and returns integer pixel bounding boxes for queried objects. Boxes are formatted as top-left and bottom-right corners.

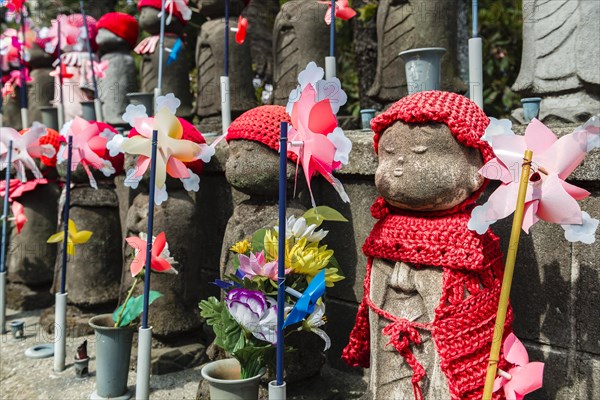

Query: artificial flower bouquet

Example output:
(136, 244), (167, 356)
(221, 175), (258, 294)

(200, 206), (347, 378)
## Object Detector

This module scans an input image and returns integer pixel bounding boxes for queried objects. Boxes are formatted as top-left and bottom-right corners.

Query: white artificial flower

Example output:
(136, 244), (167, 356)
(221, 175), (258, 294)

(328, 127), (352, 165)
(122, 104), (148, 127)
(482, 117), (514, 143)
(156, 93), (181, 114)
(106, 134), (127, 157)
(275, 216), (328, 242)
(468, 204), (497, 234)
(181, 169), (200, 192)
(198, 143), (215, 163)
(154, 185), (169, 205)
(60, 120), (74, 137)
(262, 84), (273, 105)
(299, 303), (330, 351)
(124, 168), (142, 189)
(561, 212), (598, 244)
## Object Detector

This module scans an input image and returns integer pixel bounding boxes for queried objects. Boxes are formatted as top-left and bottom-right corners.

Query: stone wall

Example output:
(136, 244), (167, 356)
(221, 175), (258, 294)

(202, 122), (599, 399)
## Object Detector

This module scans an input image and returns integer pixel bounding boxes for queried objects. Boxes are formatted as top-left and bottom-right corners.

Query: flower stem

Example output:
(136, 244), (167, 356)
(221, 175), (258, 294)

(114, 275), (140, 327)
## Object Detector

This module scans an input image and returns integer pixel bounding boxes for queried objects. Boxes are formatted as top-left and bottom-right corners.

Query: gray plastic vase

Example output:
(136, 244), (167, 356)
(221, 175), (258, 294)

(399, 47), (446, 95)
(126, 92), (154, 115)
(201, 358), (266, 400)
(88, 314), (134, 399)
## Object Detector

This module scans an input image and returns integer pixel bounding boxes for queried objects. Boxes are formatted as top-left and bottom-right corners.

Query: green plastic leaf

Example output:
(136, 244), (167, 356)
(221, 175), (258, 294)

(232, 345), (270, 378)
(303, 206), (348, 228)
(113, 291), (162, 327)
(200, 297), (244, 354)
(251, 228), (268, 253)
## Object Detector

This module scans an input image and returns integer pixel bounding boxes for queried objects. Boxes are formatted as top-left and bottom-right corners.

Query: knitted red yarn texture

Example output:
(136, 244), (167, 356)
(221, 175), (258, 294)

(371, 90), (495, 164)
(20, 127), (61, 168)
(97, 12), (140, 49)
(138, 0), (187, 24)
(342, 198), (513, 400)
(226, 105), (297, 163)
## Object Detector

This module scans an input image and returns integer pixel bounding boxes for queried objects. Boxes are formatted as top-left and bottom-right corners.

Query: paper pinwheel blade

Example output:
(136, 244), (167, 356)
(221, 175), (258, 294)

(283, 269), (326, 328)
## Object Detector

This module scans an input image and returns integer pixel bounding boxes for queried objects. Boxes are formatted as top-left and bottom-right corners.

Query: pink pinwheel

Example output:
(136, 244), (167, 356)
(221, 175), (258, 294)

(125, 231), (177, 277)
(2, 69), (31, 98)
(2, 0), (25, 13)
(134, 36), (159, 55)
(471, 118), (592, 234)
(318, 0), (357, 25)
(1, 29), (22, 68)
(238, 251), (288, 281)
(234, 16), (248, 45)
(44, 14), (88, 54)
(0, 124), (55, 181)
(493, 333), (544, 400)
(10, 201), (27, 234)
(0, 178), (48, 202)
(58, 117), (116, 188)
(286, 62), (351, 206)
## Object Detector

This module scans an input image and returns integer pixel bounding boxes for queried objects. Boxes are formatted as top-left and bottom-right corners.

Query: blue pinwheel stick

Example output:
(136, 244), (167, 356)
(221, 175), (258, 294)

(60, 137), (73, 294)
(1, 142), (13, 274)
(276, 122), (288, 386)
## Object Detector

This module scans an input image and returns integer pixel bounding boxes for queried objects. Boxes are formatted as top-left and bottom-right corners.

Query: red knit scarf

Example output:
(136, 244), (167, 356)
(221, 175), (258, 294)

(342, 197), (513, 400)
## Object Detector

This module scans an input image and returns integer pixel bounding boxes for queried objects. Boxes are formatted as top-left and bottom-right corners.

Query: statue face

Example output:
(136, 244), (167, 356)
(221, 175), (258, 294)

(138, 7), (184, 35)
(96, 29), (130, 52)
(226, 140), (296, 198)
(375, 122), (484, 211)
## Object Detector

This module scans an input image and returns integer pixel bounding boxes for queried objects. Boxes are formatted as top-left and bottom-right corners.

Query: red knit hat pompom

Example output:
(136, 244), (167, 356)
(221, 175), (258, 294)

(371, 91), (494, 164)
(138, 0), (188, 25)
(128, 118), (206, 175)
(226, 105), (297, 163)
(19, 127), (61, 168)
(97, 12), (139, 49)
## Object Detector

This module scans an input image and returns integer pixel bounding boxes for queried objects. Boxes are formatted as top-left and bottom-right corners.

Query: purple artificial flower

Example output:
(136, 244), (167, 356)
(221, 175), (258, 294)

(226, 288), (278, 344)
(238, 251), (288, 281)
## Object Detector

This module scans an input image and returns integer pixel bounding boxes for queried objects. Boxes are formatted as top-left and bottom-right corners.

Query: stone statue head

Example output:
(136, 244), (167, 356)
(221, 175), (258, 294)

(225, 105), (298, 198)
(372, 91), (494, 211)
(96, 12), (140, 52)
(138, 6), (185, 35)
(96, 29), (131, 53)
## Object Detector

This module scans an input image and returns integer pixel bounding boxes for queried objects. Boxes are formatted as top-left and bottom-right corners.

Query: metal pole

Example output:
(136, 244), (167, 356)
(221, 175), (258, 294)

(276, 122), (287, 386)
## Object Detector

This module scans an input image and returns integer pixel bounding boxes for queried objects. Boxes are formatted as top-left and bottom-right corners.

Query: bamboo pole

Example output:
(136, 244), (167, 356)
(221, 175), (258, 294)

(482, 149), (533, 399)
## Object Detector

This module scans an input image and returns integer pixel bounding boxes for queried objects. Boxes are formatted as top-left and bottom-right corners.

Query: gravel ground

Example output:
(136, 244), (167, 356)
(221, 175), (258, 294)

(0, 308), (367, 400)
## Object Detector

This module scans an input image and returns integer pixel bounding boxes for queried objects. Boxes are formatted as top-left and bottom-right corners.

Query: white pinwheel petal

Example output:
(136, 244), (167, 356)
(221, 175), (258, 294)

(181, 169), (200, 192)
(468, 204), (497, 234)
(328, 127), (352, 165)
(561, 212), (598, 244)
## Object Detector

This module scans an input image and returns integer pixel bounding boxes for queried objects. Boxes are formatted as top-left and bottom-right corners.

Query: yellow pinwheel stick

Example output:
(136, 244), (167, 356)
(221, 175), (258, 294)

(47, 219), (93, 256)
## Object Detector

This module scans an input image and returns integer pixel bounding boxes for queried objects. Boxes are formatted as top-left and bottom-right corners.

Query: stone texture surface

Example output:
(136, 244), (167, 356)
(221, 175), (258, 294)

(123, 191), (203, 338)
(6, 183), (59, 287)
(28, 69), (55, 125)
(272, 0), (329, 105)
(52, 184), (123, 309)
(97, 30), (138, 126)
(197, 0), (246, 19)
(368, 0), (465, 104)
(3, 80), (23, 130)
(6, 282), (53, 311)
(195, 19), (257, 120)
(242, 0), (279, 81)
(148, 343), (207, 376)
(512, 0), (600, 123)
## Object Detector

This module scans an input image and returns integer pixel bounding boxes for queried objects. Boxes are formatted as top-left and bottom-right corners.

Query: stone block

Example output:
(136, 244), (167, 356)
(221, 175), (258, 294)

(522, 342), (575, 400)
(6, 282), (53, 311)
(574, 193), (600, 355)
(149, 343), (207, 376)
(575, 354), (600, 400)
(325, 298), (362, 373)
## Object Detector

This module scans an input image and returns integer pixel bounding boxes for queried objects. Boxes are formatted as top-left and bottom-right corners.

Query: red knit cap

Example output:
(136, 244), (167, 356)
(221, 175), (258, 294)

(138, 0), (188, 25)
(226, 105), (297, 162)
(19, 127), (61, 168)
(372, 90), (494, 164)
(97, 12), (139, 49)
(129, 118), (206, 175)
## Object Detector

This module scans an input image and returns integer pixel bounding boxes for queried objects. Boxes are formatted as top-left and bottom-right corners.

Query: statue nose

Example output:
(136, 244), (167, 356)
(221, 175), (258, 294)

(390, 262), (417, 293)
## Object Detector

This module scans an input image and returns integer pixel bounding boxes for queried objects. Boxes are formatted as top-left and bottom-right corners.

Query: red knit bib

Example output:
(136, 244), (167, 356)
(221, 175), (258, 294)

(343, 197), (513, 400)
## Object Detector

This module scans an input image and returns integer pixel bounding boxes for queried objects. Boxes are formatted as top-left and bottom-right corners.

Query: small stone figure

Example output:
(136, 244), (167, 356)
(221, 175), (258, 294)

(343, 91), (513, 399)
(122, 118), (206, 337)
(27, 37), (56, 125)
(512, 0), (600, 123)
(136, 0), (193, 118)
(96, 12), (139, 126)
(272, 0), (329, 105)
(49, 14), (99, 122)
(195, 0), (257, 129)
(367, 0), (465, 104)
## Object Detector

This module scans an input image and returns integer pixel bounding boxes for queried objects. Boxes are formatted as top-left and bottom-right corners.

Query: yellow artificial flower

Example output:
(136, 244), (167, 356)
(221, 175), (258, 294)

(230, 239), (251, 254)
(47, 219), (93, 256)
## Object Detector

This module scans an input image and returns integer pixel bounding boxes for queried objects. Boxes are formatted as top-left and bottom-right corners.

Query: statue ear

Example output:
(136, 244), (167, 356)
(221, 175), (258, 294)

(468, 162), (485, 193)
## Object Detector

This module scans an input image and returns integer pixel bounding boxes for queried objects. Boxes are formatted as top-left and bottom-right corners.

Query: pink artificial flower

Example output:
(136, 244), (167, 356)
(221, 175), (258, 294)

(125, 231), (176, 277)
(238, 251), (286, 281)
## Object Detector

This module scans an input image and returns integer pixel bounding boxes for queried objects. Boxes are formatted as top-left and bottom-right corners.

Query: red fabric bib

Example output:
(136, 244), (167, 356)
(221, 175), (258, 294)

(343, 197), (513, 400)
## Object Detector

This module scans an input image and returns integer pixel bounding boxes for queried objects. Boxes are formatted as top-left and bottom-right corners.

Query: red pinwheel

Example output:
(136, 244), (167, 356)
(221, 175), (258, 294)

(125, 232), (176, 277)
(3, 0), (25, 13)
(0, 178), (48, 202)
(10, 201), (27, 234)
(318, 0), (357, 25)
(235, 16), (248, 45)
(493, 333), (544, 400)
